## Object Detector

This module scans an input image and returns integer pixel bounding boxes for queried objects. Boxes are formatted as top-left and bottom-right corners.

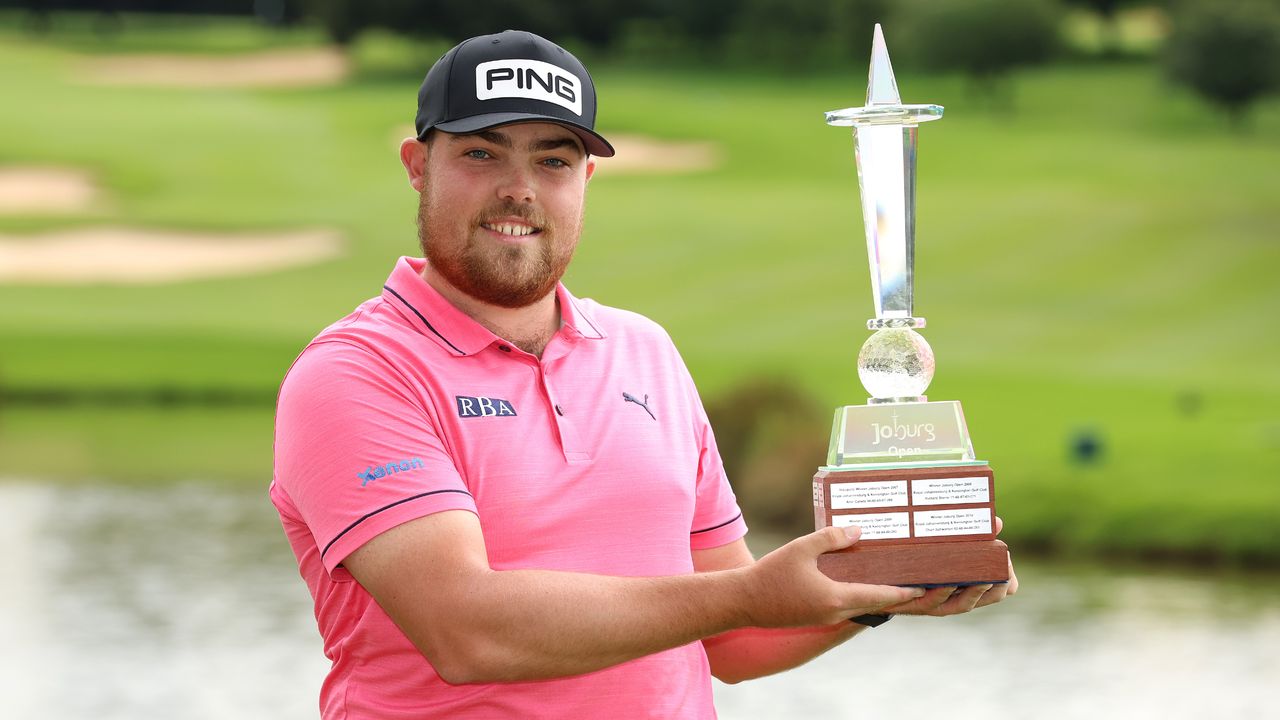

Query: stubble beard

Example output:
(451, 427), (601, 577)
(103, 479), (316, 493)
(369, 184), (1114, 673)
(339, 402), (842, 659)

(417, 186), (580, 309)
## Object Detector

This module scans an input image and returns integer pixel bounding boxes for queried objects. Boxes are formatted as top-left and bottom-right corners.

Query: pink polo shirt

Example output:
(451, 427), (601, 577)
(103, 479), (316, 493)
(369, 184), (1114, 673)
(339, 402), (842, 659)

(271, 257), (747, 719)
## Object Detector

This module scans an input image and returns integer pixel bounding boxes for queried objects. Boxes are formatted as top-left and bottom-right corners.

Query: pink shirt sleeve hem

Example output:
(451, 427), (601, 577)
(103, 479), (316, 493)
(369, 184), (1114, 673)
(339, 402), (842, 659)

(689, 513), (748, 552)
(322, 493), (479, 575)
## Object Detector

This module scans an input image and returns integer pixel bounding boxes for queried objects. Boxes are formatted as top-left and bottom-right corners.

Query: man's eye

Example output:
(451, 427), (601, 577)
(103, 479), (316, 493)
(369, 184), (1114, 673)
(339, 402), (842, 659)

(543, 158), (569, 168)
(466, 149), (491, 160)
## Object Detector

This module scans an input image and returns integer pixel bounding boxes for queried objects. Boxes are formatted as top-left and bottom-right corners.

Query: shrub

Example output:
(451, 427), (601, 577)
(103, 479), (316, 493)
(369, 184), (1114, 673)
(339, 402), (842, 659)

(705, 378), (830, 535)
(720, 0), (890, 71)
(902, 0), (1062, 89)
(302, 0), (572, 47)
(1164, 0), (1280, 126)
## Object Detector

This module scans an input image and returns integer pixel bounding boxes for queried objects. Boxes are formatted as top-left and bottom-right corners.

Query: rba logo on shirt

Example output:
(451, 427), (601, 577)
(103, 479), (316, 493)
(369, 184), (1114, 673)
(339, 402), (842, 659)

(456, 395), (517, 418)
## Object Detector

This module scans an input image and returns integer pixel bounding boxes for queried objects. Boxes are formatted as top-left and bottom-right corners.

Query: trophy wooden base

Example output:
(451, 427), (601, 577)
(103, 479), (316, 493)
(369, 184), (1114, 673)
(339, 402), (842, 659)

(817, 539), (1009, 587)
(813, 463), (1009, 586)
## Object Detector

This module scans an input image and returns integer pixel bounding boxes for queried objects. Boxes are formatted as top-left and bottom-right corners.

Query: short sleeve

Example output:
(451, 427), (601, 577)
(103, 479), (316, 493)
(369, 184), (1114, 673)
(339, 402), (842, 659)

(273, 341), (478, 575)
(676, 356), (747, 550)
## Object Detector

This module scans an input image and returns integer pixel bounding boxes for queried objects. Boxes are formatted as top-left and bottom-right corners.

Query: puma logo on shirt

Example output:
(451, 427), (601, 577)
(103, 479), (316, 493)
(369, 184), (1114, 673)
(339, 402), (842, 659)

(623, 392), (656, 421)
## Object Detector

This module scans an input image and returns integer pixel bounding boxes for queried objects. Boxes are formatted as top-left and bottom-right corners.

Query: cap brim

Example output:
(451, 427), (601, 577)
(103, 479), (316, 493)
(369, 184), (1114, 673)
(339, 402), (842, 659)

(428, 112), (615, 158)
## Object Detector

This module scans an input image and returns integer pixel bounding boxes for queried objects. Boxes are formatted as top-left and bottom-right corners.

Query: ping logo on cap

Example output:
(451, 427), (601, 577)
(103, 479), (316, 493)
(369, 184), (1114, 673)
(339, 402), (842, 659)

(475, 59), (582, 116)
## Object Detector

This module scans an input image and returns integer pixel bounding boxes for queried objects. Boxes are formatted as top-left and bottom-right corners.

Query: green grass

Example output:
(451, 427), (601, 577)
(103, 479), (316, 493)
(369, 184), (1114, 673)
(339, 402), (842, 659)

(0, 11), (327, 54)
(0, 406), (274, 484)
(0, 22), (1278, 564)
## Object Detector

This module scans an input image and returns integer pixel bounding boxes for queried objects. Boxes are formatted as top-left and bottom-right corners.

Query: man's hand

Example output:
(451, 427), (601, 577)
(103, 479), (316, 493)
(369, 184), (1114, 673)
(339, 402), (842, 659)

(696, 526), (926, 684)
(880, 515), (1019, 617)
(695, 519), (1017, 683)
(741, 525), (927, 627)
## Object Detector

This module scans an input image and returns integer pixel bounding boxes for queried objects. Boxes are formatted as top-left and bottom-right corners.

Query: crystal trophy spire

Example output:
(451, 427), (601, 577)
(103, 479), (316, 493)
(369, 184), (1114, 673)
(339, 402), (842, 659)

(809, 25), (1009, 587)
(827, 24), (941, 327)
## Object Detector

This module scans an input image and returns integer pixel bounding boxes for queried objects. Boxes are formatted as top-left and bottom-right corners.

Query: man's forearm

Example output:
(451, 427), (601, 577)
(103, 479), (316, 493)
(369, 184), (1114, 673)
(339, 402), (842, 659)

(702, 622), (865, 684)
(415, 566), (755, 683)
(347, 513), (923, 685)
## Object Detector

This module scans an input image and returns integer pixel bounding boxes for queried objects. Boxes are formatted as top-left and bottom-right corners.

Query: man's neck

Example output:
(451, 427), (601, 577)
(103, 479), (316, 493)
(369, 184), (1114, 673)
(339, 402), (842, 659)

(421, 266), (560, 358)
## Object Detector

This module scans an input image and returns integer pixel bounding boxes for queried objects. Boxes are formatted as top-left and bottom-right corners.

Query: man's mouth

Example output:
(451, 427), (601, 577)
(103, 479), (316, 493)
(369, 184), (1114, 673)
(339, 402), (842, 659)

(482, 221), (540, 238)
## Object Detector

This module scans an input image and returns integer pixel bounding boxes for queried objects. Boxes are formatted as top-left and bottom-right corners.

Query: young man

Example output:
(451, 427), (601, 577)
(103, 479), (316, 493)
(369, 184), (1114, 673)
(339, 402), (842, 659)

(272, 30), (1015, 719)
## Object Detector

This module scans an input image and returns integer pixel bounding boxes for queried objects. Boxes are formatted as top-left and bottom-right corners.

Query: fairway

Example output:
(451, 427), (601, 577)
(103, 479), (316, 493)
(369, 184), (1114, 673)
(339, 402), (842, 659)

(1, 23), (1277, 563)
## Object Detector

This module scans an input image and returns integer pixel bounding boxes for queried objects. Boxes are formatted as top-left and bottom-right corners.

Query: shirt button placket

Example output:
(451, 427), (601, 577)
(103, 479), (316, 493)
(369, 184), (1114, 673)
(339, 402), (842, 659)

(541, 362), (586, 463)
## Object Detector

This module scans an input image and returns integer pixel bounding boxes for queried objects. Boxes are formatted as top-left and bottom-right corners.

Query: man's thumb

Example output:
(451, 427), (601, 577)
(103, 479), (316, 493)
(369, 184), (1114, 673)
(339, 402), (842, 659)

(813, 524), (860, 552)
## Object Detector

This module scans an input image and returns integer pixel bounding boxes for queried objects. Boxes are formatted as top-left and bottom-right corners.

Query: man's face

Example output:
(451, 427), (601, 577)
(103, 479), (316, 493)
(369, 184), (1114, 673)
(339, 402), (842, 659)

(416, 122), (594, 308)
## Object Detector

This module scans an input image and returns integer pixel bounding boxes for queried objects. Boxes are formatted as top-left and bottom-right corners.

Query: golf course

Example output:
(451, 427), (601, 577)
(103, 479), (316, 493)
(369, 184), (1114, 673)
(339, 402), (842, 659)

(1, 12), (1277, 566)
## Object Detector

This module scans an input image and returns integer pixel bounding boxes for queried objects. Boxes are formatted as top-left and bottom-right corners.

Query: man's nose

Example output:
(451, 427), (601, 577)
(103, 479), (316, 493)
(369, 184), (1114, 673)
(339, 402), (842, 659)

(496, 165), (536, 204)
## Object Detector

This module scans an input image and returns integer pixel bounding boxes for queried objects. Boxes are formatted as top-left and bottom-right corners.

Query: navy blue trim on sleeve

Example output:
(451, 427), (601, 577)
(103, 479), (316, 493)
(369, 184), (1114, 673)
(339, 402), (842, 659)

(691, 512), (743, 535)
(321, 488), (474, 561)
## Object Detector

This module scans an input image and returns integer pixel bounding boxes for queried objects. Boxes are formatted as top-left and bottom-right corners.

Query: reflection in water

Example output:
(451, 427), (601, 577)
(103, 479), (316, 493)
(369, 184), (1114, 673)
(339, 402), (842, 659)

(718, 544), (1280, 718)
(1, 480), (1276, 719)
(0, 480), (327, 719)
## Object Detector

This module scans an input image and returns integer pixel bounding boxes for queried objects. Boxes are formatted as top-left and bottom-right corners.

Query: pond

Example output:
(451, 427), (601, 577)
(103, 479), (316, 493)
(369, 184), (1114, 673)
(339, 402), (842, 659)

(1, 479), (1276, 719)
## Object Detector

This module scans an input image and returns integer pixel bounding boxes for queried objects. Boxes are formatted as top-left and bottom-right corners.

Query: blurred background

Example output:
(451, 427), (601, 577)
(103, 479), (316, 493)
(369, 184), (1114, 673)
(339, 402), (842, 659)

(0, 0), (1277, 717)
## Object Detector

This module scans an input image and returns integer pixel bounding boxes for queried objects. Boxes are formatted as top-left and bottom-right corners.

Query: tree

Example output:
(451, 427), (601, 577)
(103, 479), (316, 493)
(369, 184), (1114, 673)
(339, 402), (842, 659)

(1062, 0), (1137, 57)
(720, 0), (890, 71)
(1164, 0), (1280, 127)
(903, 0), (1062, 102)
(302, 0), (573, 48)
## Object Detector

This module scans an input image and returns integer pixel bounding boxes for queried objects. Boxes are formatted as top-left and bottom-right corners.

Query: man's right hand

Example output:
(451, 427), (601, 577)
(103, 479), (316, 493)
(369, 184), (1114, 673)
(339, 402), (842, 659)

(738, 526), (926, 628)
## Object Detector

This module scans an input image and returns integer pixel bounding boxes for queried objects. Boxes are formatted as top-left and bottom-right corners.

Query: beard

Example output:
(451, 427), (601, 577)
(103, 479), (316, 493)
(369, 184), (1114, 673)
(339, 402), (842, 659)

(417, 187), (579, 309)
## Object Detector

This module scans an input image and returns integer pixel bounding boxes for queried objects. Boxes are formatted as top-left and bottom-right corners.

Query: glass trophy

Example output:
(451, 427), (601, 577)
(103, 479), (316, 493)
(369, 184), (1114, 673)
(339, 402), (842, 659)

(811, 25), (1009, 587)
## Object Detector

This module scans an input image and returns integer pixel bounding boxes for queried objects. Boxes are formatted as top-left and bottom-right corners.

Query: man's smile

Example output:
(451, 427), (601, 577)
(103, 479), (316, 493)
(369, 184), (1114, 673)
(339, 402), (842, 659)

(481, 219), (541, 239)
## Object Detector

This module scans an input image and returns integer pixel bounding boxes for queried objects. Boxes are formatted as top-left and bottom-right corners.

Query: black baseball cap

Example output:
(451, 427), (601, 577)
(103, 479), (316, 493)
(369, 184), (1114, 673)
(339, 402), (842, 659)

(415, 30), (615, 157)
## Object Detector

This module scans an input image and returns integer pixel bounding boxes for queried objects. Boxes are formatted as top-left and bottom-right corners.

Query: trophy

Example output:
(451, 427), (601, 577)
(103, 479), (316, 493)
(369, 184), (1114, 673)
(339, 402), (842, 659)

(812, 25), (1009, 587)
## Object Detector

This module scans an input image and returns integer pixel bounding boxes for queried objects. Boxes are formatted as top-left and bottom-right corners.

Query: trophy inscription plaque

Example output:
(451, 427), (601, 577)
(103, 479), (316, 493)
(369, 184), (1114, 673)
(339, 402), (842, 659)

(814, 24), (1009, 587)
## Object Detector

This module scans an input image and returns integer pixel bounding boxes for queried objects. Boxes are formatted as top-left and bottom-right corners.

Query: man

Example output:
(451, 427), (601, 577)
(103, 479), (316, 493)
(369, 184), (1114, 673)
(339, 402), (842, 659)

(272, 29), (1015, 719)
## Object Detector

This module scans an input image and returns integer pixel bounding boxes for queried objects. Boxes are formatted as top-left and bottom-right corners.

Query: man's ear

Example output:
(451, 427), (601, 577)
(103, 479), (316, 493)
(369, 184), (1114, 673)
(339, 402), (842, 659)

(584, 157), (596, 182)
(400, 137), (428, 192)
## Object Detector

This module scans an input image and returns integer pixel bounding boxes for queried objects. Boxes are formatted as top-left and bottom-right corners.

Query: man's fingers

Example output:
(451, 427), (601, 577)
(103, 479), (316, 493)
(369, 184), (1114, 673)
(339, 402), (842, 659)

(841, 582), (925, 612)
(975, 582), (1009, 608)
(936, 584), (990, 614)
(808, 525), (860, 554)
(879, 585), (952, 614)
(882, 581), (1014, 615)
(924, 586), (958, 610)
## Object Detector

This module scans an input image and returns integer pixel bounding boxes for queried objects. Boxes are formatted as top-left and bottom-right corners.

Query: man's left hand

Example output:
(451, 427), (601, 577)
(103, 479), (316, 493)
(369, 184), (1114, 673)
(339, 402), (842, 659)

(881, 515), (1019, 617)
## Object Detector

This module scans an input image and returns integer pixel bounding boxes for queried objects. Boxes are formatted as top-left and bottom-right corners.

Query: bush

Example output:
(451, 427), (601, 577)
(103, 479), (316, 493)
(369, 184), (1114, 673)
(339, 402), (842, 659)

(902, 0), (1062, 88)
(1062, 0), (1138, 57)
(720, 0), (890, 71)
(302, 0), (572, 47)
(301, 0), (894, 70)
(705, 378), (831, 535)
(1164, 0), (1280, 126)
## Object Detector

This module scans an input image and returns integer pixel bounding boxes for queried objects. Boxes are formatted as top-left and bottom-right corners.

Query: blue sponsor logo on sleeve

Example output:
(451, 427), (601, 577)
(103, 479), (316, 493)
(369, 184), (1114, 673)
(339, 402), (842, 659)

(357, 457), (425, 487)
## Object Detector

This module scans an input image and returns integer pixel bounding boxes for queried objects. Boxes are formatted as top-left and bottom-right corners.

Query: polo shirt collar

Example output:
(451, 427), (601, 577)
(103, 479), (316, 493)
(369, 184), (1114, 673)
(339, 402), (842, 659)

(381, 257), (605, 356)
(556, 278), (607, 343)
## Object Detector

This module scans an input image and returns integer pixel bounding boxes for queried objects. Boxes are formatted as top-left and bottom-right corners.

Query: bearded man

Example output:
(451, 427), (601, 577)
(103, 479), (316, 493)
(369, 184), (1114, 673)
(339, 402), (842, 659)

(272, 30), (1014, 719)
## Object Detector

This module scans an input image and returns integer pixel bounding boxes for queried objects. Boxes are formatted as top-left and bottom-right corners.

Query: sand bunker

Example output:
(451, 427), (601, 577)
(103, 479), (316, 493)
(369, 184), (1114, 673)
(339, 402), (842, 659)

(0, 227), (343, 284)
(80, 47), (349, 88)
(592, 134), (720, 175)
(0, 167), (99, 215)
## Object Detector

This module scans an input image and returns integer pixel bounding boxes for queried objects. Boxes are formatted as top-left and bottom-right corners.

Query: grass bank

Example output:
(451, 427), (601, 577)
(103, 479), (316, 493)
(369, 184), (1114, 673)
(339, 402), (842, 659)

(0, 22), (1277, 565)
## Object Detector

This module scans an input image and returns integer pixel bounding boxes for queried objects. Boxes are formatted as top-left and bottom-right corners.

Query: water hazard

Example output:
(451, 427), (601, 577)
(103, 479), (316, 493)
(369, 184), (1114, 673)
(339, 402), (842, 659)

(1, 480), (1276, 719)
